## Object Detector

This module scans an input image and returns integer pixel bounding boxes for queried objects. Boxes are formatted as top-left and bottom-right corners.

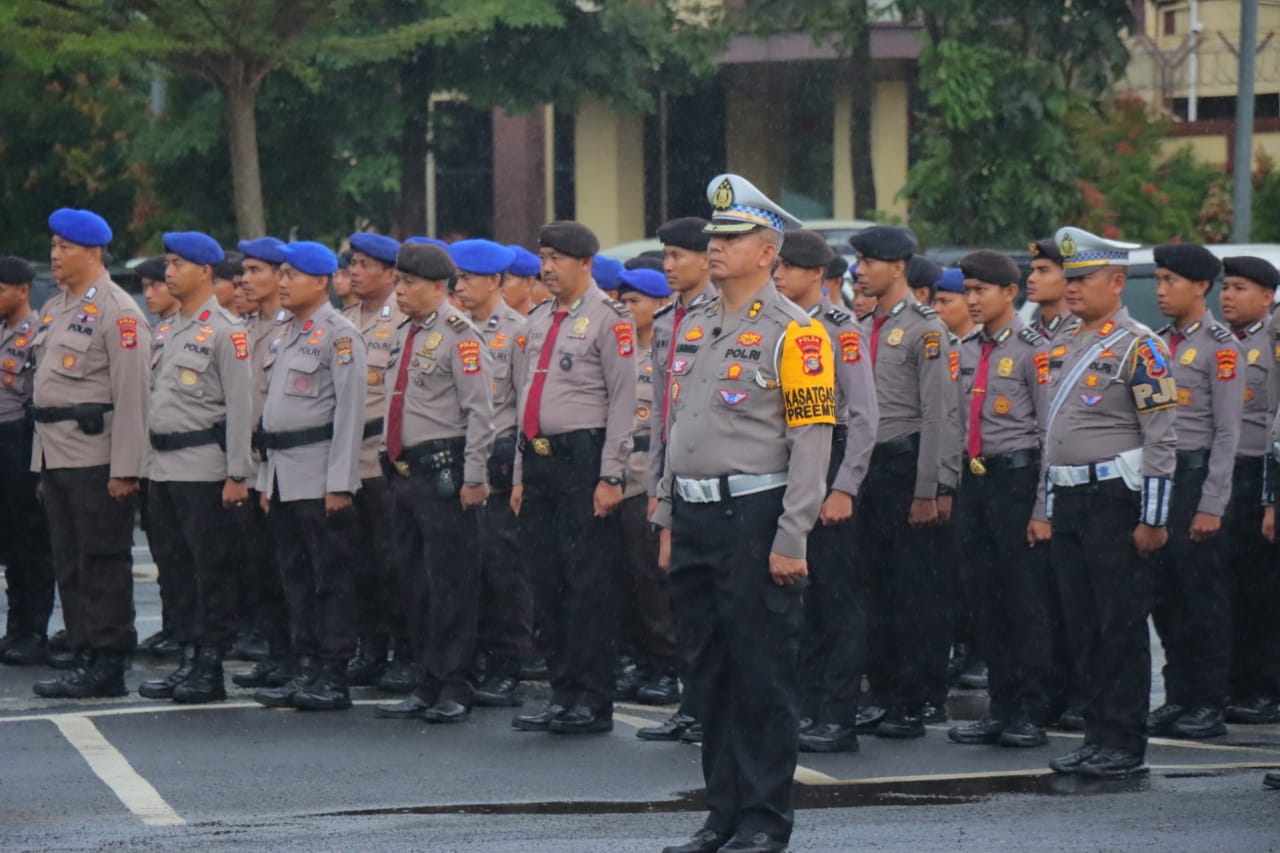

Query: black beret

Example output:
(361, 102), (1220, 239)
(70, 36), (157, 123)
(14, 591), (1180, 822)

(214, 251), (244, 281)
(657, 217), (711, 252)
(778, 229), (835, 270)
(1222, 256), (1280, 289)
(396, 242), (456, 281)
(1154, 243), (1222, 283)
(134, 256), (167, 283)
(539, 221), (599, 259)
(338, 249), (353, 270)
(958, 249), (1021, 286)
(905, 255), (942, 289)
(625, 251), (665, 272)
(0, 256), (35, 285)
(825, 255), (849, 280)
(1029, 238), (1063, 266)
(849, 225), (917, 262)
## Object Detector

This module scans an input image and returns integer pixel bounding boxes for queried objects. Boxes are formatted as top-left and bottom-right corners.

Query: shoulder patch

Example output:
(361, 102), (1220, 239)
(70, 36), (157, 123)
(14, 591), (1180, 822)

(1209, 324), (1233, 343)
(1018, 327), (1048, 347)
(604, 297), (629, 317)
(912, 302), (939, 319)
(824, 307), (853, 326)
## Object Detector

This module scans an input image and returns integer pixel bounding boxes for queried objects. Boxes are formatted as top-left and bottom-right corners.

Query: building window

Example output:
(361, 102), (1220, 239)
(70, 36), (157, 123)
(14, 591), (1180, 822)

(1164, 10), (1177, 36)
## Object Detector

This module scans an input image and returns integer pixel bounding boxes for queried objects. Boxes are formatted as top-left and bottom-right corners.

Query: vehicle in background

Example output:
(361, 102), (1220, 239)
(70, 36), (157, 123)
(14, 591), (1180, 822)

(1120, 244), (1280, 330)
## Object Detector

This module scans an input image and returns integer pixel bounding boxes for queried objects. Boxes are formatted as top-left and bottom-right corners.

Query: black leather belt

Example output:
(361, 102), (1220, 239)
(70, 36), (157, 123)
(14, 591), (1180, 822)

(966, 448), (1039, 477)
(874, 432), (918, 456)
(30, 402), (113, 435)
(632, 434), (651, 453)
(259, 423), (334, 451)
(381, 436), (466, 478)
(362, 418), (383, 440)
(150, 421), (226, 451)
(519, 428), (606, 459)
(1177, 448), (1210, 471)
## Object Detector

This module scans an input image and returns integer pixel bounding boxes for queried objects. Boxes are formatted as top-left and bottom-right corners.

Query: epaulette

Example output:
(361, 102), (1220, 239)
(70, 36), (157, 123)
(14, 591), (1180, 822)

(1209, 323), (1233, 343)
(397, 316), (412, 329)
(824, 307), (853, 326)
(654, 302), (676, 319)
(604, 297), (629, 317)
(216, 306), (239, 324)
(446, 314), (469, 332)
(1157, 323), (1174, 336)
(857, 310), (875, 324)
(1018, 327), (1048, 347)
(529, 298), (553, 316)
(912, 302), (939, 319)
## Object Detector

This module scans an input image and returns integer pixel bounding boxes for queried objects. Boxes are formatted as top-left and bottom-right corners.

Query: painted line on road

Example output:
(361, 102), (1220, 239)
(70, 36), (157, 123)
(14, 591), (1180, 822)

(51, 715), (185, 827)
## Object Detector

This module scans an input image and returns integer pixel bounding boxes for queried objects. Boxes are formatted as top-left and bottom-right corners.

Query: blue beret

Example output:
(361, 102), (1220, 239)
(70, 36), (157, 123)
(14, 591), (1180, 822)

(349, 232), (401, 265)
(237, 236), (287, 265)
(49, 207), (112, 247)
(593, 255), (625, 289)
(616, 268), (671, 298)
(449, 239), (516, 276)
(935, 267), (965, 293)
(163, 231), (225, 266)
(506, 245), (541, 277)
(405, 236), (449, 249)
(281, 241), (338, 276)
(849, 225), (917, 262)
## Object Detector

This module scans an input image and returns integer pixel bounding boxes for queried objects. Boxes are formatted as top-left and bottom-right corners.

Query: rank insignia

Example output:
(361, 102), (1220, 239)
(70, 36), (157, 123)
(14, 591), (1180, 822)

(302, 320), (314, 333)
(335, 336), (353, 366)
(992, 396), (1011, 415)
(1099, 321), (1116, 336)
(922, 330), (941, 360)
(887, 328), (904, 347)
(718, 389), (748, 406)
(1216, 349), (1237, 380)
(997, 357), (1013, 378)
(573, 316), (591, 335)
(231, 331), (249, 360)
(1248, 348), (1261, 365)
(738, 332), (762, 347)
(685, 325), (704, 342)
(747, 300), (763, 319)
(612, 322), (634, 357)
(117, 317), (138, 349)
(1178, 388), (1192, 406)
(1085, 374), (1099, 388)
(1179, 348), (1197, 366)
(838, 331), (861, 364)
(1051, 345), (1067, 358)
(83, 304), (98, 315)
(795, 333), (826, 376)
(198, 310), (211, 322)
(727, 363), (743, 380)
(458, 339), (481, 374)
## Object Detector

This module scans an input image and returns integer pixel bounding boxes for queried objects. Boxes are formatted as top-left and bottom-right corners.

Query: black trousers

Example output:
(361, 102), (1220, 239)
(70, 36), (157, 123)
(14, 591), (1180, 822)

(958, 463), (1050, 724)
(1050, 479), (1151, 755)
(146, 480), (240, 651)
(139, 479), (175, 634)
(41, 465), (136, 651)
(521, 441), (621, 714)
(268, 493), (358, 661)
(618, 493), (678, 676)
(244, 489), (290, 654)
(0, 423), (54, 637)
(1226, 457), (1280, 701)
(670, 489), (801, 844)
(389, 469), (481, 703)
(854, 440), (944, 710)
(352, 476), (399, 641)
(476, 490), (534, 672)
(1150, 463), (1232, 708)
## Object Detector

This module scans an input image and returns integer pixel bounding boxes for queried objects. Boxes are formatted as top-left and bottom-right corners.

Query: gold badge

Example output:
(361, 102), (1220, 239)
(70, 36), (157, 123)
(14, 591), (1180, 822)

(887, 328), (904, 347)
(992, 395), (1011, 414)
(712, 178), (734, 210)
(1179, 348), (1197, 366)
(394, 460), (411, 477)
(747, 300), (763, 319)
(969, 457), (987, 476)
(573, 316), (590, 335)
(1248, 348), (1260, 365)
(424, 332), (443, 351)
(997, 358), (1013, 378)
(532, 437), (552, 457)
(1177, 387), (1192, 406)
(1060, 234), (1077, 258)
(179, 368), (198, 386)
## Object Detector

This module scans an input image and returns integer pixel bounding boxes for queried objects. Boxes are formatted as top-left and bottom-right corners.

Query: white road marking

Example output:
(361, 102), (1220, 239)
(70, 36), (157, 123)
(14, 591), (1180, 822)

(51, 715), (185, 826)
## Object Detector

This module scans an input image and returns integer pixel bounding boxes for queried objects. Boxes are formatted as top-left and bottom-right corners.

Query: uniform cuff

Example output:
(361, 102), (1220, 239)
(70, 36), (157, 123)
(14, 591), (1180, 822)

(651, 499), (672, 529)
(1141, 476), (1172, 527)
(770, 529), (807, 560)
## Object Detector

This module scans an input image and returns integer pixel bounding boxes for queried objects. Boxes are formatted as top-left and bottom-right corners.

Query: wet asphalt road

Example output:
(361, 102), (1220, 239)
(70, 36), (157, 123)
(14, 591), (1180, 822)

(1, 542), (1278, 852)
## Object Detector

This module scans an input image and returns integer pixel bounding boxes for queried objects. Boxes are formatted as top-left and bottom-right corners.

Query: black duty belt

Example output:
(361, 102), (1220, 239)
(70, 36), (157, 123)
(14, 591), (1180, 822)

(362, 418), (383, 440)
(966, 447), (1038, 477)
(519, 428), (606, 459)
(259, 423), (334, 451)
(382, 436), (466, 478)
(632, 434), (651, 454)
(873, 432), (919, 457)
(150, 421), (226, 452)
(1176, 449), (1210, 472)
(30, 402), (113, 436)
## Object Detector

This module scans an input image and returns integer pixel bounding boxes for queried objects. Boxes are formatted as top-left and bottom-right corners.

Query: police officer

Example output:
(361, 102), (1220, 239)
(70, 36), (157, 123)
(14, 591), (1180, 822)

(372, 241), (495, 723)
(503, 246), (542, 316)
(1027, 239), (1079, 341)
(450, 239), (534, 707)
(136, 232), (253, 703)
(31, 208), (150, 699)
(251, 242), (366, 711)
(0, 257), (55, 667)
(654, 175), (833, 853)
(213, 253), (243, 314)
(341, 231), (406, 689)
(1045, 227), (1177, 779)
(824, 255), (849, 307)
(509, 221), (636, 736)
(773, 229), (877, 754)
(1222, 256), (1280, 725)
(848, 225), (950, 739)
(593, 254), (625, 299)
(1147, 244), (1241, 739)
(945, 250), (1052, 749)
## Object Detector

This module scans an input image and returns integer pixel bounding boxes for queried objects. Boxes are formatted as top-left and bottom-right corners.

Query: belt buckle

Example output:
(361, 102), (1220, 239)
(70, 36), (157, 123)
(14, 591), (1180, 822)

(393, 460), (411, 478)
(531, 437), (552, 457)
(969, 457), (987, 477)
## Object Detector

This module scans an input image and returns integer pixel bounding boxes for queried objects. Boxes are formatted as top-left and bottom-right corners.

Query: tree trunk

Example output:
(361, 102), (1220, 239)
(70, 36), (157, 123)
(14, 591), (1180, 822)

(223, 81), (267, 238)
(393, 52), (433, 240)
(848, 10), (877, 218)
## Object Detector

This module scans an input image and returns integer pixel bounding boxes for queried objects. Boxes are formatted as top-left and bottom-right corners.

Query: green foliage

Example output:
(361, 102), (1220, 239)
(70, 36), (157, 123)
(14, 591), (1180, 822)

(1251, 150), (1280, 243)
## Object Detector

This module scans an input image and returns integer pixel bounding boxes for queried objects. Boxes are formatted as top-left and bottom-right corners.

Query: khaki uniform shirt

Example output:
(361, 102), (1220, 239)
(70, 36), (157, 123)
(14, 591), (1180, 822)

(810, 300), (877, 497)
(1235, 316), (1273, 458)
(30, 274), (150, 476)
(344, 295), (404, 480)
(1033, 308), (1080, 344)
(0, 310), (39, 423)
(247, 308), (290, 478)
(384, 305), (496, 485)
(1160, 313), (1243, 516)
(940, 326), (979, 490)
(471, 299), (528, 440)
(625, 344), (655, 500)
(653, 281), (835, 559)
(647, 283), (715, 497)
(256, 302), (366, 501)
(146, 296), (253, 483)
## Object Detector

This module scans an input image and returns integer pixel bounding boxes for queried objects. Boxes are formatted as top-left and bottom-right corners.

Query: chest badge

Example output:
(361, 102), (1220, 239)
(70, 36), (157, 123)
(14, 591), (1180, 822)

(887, 328), (904, 347)
(180, 368), (199, 386)
(573, 316), (591, 335)
(997, 358), (1013, 377)
(1179, 348), (1197, 366)
(1248, 348), (1260, 365)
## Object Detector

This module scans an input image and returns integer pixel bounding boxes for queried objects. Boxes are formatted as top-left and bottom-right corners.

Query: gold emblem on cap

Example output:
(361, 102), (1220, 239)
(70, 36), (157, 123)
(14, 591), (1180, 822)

(712, 178), (734, 210)
(1060, 234), (1077, 258)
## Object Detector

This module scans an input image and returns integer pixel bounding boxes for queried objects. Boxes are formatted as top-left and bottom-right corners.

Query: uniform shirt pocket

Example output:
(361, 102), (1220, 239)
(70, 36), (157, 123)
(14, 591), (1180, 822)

(285, 355), (323, 398)
(171, 349), (213, 398)
(51, 331), (94, 379)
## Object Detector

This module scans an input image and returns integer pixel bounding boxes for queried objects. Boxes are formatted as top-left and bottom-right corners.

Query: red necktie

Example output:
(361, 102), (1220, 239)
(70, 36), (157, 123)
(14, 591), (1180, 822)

(661, 304), (687, 440)
(966, 341), (996, 461)
(386, 323), (419, 462)
(1168, 332), (1184, 357)
(870, 315), (889, 367)
(522, 310), (568, 440)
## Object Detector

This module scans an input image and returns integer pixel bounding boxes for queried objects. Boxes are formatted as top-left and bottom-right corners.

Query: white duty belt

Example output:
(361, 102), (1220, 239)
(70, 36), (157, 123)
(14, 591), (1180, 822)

(674, 472), (788, 503)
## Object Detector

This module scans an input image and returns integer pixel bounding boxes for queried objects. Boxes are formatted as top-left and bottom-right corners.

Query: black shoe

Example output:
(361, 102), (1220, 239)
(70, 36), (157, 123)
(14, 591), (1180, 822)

(424, 698), (470, 723)
(47, 629), (69, 653)
(635, 674), (681, 705)
(513, 702), (567, 732)
(1056, 707), (1086, 731)
(1225, 697), (1280, 725)
(253, 658), (315, 707)
(39, 650), (129, 699)
(1264, 771), (1280, 790)
(228, 632), (269, 662)
(1146, 702), (1186, 736)
(853, 704), (888, 733)
(614, 662), (642, 701)
(876, 707), (925, 739)
(1168, 706), (1226, 739)
(999, 720), (1048, 748)
(139, 629), (170, 653)
(1076, 747), (1148, 779)
(680, 722), (704, 743)
(0, 634), (47, 666)
(548, 704), (613, 735)
(720, 832), (788, 852)
(376, 655), (417, 694)
(291, 660), (351, 710)
(799, 722), (860, 753)
(346, 636), (389, 687)
(264, 656), (306, 688)
(661, 829), (733, 853)
(1049, 743), (1101, 774)
(231, 658), (283, 688)
(921, 701), (948, 723)
(957, 661), (988, 690)
(48, 648), (86, 670)
(138, 645), (198, 699)
(474, 674), (523, 707)
(149, 635), (182, 658)
(171, 648), (226, 703)
(519, 656), (548, 681)
(637, 712), (696, 742)
(375, 690), (433, 719)
(947, 718), (1005, 745)
(32, 652), (92, 698)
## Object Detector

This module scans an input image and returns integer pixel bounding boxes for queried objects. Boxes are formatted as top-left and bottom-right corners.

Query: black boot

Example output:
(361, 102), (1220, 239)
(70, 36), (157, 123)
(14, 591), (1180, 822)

(172, 648), (226, 703)
(231, 657), (284, 688)
(33, 651), (93, 698)
(346, 635), (389, 687)
(139, 645), (199, 699)
(54, 650), (129, 699)
(292, 658), (352, 711)
(635, 674), (681, 705)
(253, 657), (316, 707)
(264, 655), (307, 688)
(0, 633), (48, 666)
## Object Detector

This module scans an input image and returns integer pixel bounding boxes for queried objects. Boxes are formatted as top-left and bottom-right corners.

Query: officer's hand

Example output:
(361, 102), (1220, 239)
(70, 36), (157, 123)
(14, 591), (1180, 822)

(510, 485), (523, 517)
(260, 491), (270, 515)
(1026, 519), (1052, 547)
(1188, 511), (1221, 542)
(460, 483), (489, 510)
(647, 496), (659, 522)
(1132, 523), (1168, 556)
(1263, 505), (1276, 544)
(769, 552), (808, 586)
(107, 477), (139, 502)
(222, 478), (250, 510)
(819, 490), (854, 526)
(908, 498), (938, 527)
(658, 527), (672, 572)
(324, 492), (353, 517)
(594, 480), (623, 517)
(937, 494), (953, 524)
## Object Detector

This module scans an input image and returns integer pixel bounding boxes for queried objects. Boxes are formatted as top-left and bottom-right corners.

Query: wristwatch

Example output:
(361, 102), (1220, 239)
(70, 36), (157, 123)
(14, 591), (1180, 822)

(600, 476), (623, 487)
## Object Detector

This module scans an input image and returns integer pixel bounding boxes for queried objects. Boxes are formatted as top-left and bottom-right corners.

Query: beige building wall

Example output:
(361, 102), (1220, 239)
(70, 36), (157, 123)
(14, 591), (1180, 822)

(573, 98), (646, 248)
(871, 80), (910, 219)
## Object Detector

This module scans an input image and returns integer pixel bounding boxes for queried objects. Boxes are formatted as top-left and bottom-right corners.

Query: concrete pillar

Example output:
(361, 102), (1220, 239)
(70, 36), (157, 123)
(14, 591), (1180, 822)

(872, 80), (910, 219)
(492, 107), (547, 247)
(832, 73), (854, 219)
(573, 98), (646, 247)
